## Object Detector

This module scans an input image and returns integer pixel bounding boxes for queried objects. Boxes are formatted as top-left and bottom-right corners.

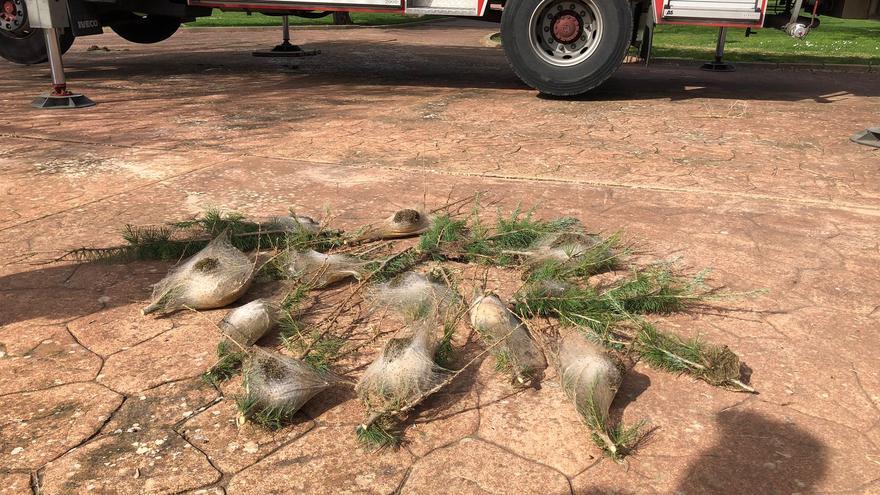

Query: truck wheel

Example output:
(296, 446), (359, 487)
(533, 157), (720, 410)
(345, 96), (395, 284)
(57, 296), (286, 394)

(111, 14), (180, 44)
(0, 0), (74, 65)
(501, 0), (633, 96)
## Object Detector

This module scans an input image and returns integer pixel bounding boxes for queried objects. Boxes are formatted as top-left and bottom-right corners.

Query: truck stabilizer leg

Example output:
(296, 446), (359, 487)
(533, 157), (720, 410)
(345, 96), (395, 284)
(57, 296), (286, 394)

(851, 127), (880, 148)
(31, 28), (95, 109)
(700, 27), (735, 72)
(252, 16), (320, 58)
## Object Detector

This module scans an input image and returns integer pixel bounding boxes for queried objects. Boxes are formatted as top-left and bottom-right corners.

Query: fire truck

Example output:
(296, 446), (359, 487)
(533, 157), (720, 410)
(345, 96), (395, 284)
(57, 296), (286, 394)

(0, 0), (877, 98)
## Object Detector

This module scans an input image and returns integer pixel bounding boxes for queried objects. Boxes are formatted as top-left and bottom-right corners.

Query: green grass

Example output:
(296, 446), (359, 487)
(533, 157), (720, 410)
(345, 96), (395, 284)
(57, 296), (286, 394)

(185, 10), (433, 27)
(651, 17), (880, 64)
(493, 17), (879, 64)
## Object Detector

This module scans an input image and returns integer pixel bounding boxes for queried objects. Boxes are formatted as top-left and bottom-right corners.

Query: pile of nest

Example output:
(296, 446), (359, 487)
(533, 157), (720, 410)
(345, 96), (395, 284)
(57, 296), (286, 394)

(71, 200), (756, 457)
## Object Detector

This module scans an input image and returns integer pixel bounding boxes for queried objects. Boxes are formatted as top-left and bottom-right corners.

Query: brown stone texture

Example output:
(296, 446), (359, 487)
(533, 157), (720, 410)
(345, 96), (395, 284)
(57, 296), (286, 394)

(105, 378), (219, 432)
(68, 304), (175, 357)
(39, 428), (221, 494)
(96, 315), (218, 394)
(0, 382), (123, 470)
(179, 388), (315, 474)
(0, 472), (32, 495)
(403, 437), (571, 494)
(0, 326), (102, 395)
(1, 19), (879, 495)
(226, 425), (414, 494)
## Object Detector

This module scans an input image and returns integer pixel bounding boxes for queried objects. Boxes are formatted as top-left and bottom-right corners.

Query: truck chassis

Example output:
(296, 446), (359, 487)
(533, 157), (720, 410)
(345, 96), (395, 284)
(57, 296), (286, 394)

(0, 0), (866, 97)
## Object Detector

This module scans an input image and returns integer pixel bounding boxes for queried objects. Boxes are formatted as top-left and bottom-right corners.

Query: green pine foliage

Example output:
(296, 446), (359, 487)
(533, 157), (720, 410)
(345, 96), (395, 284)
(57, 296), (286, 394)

(66, 208), (343, 263)
(418, 214), (468, 259)
(635, 322), (747, 390)
(572, 381), (647, 460)
(594, 419), (648, 460)
(433, 320), (458, 369)
(523, 233), (625, 282)
(514, 265), (703, 329)
(366, 249), (422, 283)
(301, 335), (346, 373)
(465, 208), (581, 266)
(64, 201), (756, 453)
(235, 393), (299, 430)
(355, 422), (400, 449)
(204, 340), (247, 385)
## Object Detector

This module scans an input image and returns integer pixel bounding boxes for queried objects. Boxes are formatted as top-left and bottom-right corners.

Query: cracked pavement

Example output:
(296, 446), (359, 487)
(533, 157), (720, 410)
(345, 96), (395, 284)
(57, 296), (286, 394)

(1, 18), (880, 495)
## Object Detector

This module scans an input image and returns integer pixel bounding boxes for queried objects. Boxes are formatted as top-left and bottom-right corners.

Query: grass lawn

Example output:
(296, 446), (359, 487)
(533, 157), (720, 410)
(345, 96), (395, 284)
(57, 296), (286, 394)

(185, 10), (430, 27)
(652, 17), (880, 64)
(188, 10), (879, 64)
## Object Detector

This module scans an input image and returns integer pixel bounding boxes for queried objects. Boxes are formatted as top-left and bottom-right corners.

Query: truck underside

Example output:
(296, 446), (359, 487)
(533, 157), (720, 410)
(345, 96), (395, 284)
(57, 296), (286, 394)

(1, 0), (877, 96)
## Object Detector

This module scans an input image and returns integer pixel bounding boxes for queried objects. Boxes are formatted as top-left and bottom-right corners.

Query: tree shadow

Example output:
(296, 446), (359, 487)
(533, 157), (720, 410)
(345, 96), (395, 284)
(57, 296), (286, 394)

(26, 32), (879, 103)
(675, 409), (828, 494)
(0, 260), (165, 328)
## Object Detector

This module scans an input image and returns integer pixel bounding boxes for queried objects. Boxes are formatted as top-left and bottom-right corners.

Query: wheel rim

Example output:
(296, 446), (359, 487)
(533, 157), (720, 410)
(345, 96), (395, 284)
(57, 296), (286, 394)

(528, 0), (603, 67)
(0, 0), (27, 35)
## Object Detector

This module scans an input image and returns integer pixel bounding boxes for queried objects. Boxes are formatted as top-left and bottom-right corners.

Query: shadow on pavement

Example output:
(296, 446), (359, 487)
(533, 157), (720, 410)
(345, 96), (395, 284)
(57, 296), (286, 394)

(675, 409), (827, 493)
(0, 260), (161, 327)
(44, 41), (880, 103)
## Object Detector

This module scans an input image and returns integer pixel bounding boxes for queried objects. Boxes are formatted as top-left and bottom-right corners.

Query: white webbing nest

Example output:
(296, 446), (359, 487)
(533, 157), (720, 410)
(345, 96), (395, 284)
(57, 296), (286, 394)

(143, 231), (256, 315)
(219, 299), (279, 347)
(261, 215), (320, 234)
(284, 249), (367, 288)
(370, 272), (461, 323)
(558, 330), (623, 429)
(525, 232), (604, 264)
(470, 292), (547, 384)
(356, 320), (448, 411)
(244, 347), (340, 414)
(357, 208), (432, 241)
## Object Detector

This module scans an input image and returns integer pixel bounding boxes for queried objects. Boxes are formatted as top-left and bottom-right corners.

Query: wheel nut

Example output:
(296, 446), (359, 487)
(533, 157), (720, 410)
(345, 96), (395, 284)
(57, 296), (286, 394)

(544, 26), (550, 32)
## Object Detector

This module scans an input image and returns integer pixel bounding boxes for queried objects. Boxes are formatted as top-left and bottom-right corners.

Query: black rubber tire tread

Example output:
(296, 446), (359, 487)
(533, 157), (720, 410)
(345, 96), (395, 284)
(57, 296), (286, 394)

(501, 0), (633, 96)
(110, 14), (180, 44)
(0, 28), (74, 65)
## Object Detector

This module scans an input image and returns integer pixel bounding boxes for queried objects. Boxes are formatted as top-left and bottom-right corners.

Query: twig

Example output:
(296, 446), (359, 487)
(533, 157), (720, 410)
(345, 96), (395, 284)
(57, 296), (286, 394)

(298, 247), (416, 360)
(359, 328), (514, 431)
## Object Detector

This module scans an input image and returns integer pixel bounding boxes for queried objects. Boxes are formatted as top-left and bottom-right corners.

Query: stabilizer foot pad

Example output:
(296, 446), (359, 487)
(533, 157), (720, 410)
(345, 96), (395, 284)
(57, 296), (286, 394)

(31, 94), (96, 109)
(700, 61), (736, 72)
(253, 42), (320, 58)
(851, 127), (880, 148)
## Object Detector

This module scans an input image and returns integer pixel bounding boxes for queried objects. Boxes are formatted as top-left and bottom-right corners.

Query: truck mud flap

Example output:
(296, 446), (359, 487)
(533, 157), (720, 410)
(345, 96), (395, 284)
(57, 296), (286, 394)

(67, 0), (103, 36)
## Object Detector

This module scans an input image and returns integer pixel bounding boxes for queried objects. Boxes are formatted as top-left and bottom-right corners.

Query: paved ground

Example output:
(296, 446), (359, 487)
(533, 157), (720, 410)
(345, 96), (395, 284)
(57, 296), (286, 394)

(2, 19), (880, 495)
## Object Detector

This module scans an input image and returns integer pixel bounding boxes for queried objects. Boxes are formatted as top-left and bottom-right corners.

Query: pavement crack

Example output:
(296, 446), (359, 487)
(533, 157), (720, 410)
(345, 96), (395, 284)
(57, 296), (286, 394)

(391, 465), (414, 495)
(64, 323), (105, 379)
(0, 151), (237, 234)
(41, 395), (127, 469)
(173, 429), (224, 487)
(230, 420), (317, 475)
(475, 437), (574, 484)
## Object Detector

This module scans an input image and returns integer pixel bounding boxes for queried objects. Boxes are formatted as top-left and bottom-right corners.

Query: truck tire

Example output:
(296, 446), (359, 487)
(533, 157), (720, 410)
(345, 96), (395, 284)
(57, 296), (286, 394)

(111, 14), (180, 44)
(0, 28), (75, 65)
(501, 0), (633, 96)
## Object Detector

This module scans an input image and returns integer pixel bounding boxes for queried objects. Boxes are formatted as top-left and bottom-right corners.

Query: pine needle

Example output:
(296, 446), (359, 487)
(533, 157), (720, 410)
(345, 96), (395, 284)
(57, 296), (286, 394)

(204, 340), (247, 385)
(63, 209), (343, 264)
(634, 322), (753, 392)
(572, 382), (647, 460)
(234, 393), (300, 430)
(355, 422), (400, 450)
